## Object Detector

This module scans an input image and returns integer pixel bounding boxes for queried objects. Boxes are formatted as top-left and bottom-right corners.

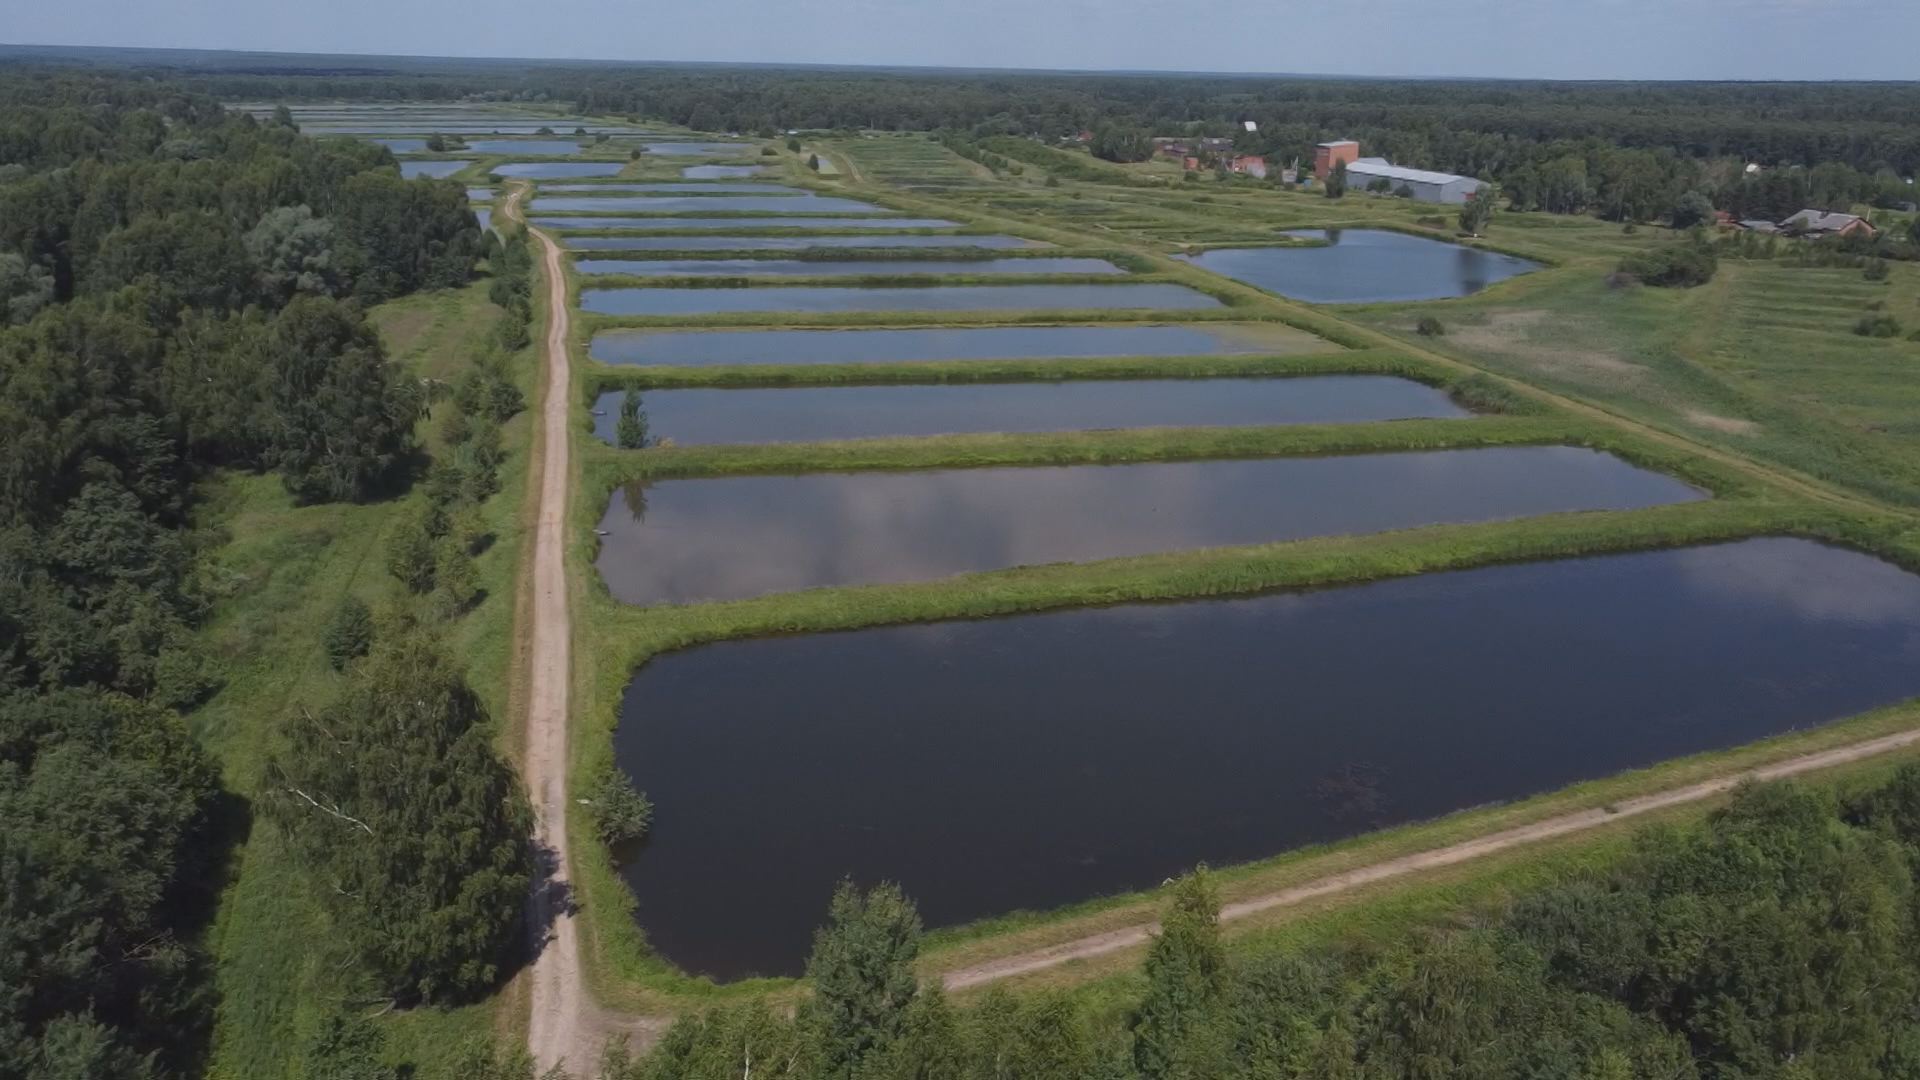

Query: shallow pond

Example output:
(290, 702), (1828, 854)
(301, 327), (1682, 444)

(579, 283), (1218, 316)
(492, 162), (626, 179)
(564, 235), (1043, 252)
(573, 257), (1121, 277)
(399, 160), (471, 179)
(614, 537), (1920, 978)
(589, 376), (1466, 445)
(533, 216), (958, 231)
(644, 141), (758, 155)
(589, 323), (1315, 365)
(462, 138), (598, 155)
(372, 137), (428, 152)
(682, 165), (768, 178)
(474, 209), (492, 231)
(540, 182), (804, 194)
(466, 187), (495, 202)
(595, 446), (1700, 605)
(1180, 229), (1541, 303)
(531, 195), (885, 214)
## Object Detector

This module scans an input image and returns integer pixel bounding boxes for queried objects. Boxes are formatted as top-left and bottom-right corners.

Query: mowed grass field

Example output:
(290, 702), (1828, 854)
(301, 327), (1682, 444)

(192, 280), (538, 1078)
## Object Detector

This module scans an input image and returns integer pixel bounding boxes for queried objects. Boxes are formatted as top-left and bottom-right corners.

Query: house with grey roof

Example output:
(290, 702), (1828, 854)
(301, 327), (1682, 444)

(1779, 209), (1877, 238)
(1343, 157), (1484, 205)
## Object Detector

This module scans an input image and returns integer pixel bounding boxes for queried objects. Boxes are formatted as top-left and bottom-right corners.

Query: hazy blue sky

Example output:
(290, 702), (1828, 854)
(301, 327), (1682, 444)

(11, 0), (1918, 80)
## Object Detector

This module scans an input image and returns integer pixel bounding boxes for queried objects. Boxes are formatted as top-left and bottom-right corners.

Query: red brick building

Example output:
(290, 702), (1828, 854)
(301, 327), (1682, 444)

(1313, 140), (1359, 181)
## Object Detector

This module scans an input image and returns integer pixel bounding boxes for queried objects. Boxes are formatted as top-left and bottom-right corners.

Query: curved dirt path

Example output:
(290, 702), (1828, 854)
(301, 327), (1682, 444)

(939, 727), (1920, 989)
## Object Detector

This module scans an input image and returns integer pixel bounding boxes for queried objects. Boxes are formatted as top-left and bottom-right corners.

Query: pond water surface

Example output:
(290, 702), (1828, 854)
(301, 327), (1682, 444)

(615, 537), (1920, 979)
(399, 160), (471, 179)
(580, 283), (1218, 316)
(565, 235), (1043, 252)
(462, 138), (600, 155)
(590, 376), (1466, 445)
(1180, 230), (1541, 303)
(595, 446), (1700, 605)
(531, 195), (885, 214)
(466, 187), (495, 202)
(542, 182), (803, 194)
(372, 138), (428, 152)
(644, 141), (758, 155)
(533, 216), (957, 231)
(474, 209), (492, 231)
(682, 165), (769, 178)
(573, 257), (1121, 277)
(590, 323), (1317, 365)
(493, 162), (626, 179)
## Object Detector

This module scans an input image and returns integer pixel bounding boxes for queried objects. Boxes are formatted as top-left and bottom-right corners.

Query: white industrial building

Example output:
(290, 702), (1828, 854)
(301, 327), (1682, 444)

(1344, 157), (1483, 205)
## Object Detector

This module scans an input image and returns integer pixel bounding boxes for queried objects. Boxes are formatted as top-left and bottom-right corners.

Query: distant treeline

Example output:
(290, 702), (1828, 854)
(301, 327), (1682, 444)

(0, 74), (503, 1077)
(144, 61), (1920, 179)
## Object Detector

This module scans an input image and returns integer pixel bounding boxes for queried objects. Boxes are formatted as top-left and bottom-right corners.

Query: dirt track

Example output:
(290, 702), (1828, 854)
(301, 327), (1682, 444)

(939, 727), (1920, 990)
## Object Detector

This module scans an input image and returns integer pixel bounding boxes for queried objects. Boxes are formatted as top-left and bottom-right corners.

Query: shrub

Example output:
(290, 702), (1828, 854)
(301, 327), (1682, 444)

(1854, 315), (1903, 337)
(323, 596), (374, 670)
(1618, 242), (1717, 288)
(1622, 222), (1639, 234)
(1416, 316), (1446, 337)
(1864, 259), (1891, 282)
(587, 768), (654, 847)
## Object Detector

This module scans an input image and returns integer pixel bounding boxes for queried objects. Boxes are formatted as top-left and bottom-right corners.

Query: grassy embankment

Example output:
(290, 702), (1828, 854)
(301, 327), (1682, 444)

(192, 275), (538, 1078)
(548, 135), (1920, 1016)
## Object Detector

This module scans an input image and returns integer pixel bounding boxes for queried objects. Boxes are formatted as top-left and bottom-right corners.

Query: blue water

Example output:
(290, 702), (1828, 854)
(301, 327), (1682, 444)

(1181, 230), (1541, 303)
(590, 324), (1307, 366)
(400, 160), (471, 179)
(564, 234), (1044, 252)
(579, 283), (1220, 315)
(530, 195), (886, 214)
(682, 165), (769, 178)
(572, 257), (1122, 277)
(492, 162), (625, 179)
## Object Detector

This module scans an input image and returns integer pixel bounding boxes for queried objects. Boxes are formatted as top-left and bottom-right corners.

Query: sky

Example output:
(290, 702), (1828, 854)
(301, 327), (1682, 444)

(9, 0), (1919, 81)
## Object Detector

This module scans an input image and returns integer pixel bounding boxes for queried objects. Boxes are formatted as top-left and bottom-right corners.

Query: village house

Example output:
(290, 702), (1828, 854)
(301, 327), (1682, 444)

(1779, 209), (1878, 238)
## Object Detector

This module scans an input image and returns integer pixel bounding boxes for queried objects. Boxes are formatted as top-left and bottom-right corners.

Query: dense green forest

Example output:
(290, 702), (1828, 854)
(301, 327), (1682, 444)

(0, 75), (528, 1078)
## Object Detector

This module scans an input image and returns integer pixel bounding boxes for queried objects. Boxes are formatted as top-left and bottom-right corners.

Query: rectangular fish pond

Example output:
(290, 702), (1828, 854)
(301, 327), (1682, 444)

(578, 283), (1219, 316)
(613, 537), (1920, 979)
(589, 323), (1320, 365)
(564, 235), (1044, 252)
(590, 376), (1467, 446)
(682, 165), (768, 178)
(541, 182), (803, 194)
(595, 446), (1702, 605)
(573, 257), (1122, 277)
(531, 195), (886, 214)
(400, 160), (471, 179)
(533, 216), (959, 231)
(1180, 229), (1541, 303)
(493, 162), (626, 179)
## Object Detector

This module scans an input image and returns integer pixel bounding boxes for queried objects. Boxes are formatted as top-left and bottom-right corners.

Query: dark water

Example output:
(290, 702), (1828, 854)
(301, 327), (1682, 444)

(590, 324), (1304, 366)
(399, 160), (471, 179)
(574, 257), (1122, 277)
(532, 195), (885, 214)
(579, 283), (1219, 316)
(614, 537), (1920, 979)
(475, 209), (492, 231)
(645, 141), (759, 155)
(466, 187), (495, 202)
(533, 216), (958, 231)
(564, 235), (1043, 252)
(373, 137), (428, 152)
(683, 165), (769, 178)
(595, 447), (1701, 605)
(543, 182), (803, 194)
(1180, 230), (1541, 303)
(493, 162), (625, 178)
(589, 376), (1466, 445)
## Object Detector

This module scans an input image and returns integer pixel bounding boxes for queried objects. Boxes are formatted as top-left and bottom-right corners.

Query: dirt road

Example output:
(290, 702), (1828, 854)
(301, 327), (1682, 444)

(938, 726), (1920, 990)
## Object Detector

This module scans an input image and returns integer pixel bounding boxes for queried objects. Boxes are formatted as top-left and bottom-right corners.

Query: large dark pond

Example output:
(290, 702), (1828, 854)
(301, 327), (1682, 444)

(618, 538), (1920, 976)
(1180, 230), (1541, 303)
(493, 162), (626, 179)
(564, 235), (1044, 252)
(579, 283), (1219, 316)
(532, 195), (886, 214)
(595, 447), (1700, 605)
(574, 257), (1121, 277)
(615, 538), (1920, 979)
(399, 160), (471, 179)
(683, 165), (769, 178)
(533, 216), (958, 231)
(590, 323), (1316, 365)
(590, 376), (1466, 445)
